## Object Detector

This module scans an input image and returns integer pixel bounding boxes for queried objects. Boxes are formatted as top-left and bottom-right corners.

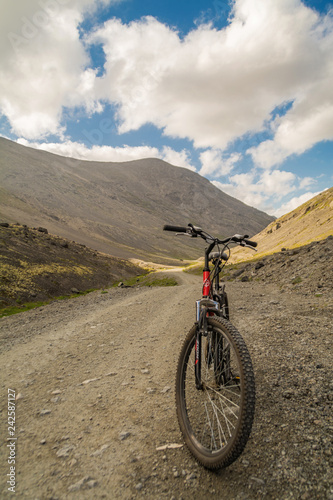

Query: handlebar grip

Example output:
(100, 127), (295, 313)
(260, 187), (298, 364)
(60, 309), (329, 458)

(244, 239), (258, 248)
(163, 225), (188, 233)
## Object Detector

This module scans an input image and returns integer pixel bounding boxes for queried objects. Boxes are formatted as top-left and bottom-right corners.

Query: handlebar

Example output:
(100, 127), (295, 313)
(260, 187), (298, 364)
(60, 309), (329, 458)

(244, 238), (257, 248)
(163, 223), (257, 249)
(163, 225), (188, 233)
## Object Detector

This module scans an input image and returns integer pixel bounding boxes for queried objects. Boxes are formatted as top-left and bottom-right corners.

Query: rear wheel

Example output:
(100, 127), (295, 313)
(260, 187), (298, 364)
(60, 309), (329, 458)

(175, 316), (255, 469)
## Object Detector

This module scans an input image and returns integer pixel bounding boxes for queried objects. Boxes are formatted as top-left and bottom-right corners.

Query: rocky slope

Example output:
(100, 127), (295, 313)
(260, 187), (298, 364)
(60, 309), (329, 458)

(0, 137), (274, 262)
(226, 235), (333, 294)
(0, 223), (142, 309)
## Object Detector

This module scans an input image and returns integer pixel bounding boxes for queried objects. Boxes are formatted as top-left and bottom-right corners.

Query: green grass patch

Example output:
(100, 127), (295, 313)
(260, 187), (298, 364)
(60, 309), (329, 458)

(0, 301), (48, 318)
(0, 288), (100, 318)
(183, 263), (204, 276)
(292, 276), (302, 285)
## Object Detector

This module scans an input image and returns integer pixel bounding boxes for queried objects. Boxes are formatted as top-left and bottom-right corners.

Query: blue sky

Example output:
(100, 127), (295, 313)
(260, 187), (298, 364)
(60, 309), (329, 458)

(1, 0), (332, 216)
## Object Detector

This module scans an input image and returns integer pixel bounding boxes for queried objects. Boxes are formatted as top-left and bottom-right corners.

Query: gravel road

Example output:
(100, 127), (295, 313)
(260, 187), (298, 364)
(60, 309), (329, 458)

(0, 269), (332, 499)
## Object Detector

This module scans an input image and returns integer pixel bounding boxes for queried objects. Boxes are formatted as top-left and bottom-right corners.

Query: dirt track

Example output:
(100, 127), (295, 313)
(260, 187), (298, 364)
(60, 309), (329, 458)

(0, 270), (332, 499)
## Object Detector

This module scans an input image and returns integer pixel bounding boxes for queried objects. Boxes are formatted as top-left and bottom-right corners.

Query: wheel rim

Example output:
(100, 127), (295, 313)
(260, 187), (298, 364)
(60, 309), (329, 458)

(181, 327), (243, 455)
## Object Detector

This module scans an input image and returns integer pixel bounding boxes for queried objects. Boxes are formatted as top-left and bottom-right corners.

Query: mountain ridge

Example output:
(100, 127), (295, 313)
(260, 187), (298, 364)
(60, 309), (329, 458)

(0, 137), (274, 262)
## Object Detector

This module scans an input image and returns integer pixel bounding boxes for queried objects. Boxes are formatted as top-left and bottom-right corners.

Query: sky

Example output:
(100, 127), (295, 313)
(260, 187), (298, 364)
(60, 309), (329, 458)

(0, 0), (333, 217)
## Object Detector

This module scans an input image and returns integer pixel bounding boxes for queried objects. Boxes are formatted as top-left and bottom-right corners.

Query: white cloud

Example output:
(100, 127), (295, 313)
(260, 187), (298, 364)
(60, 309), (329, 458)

(199, 150), (241, 176)
(0, 0), (113, 138)
(274, 191), (322, 217)
(88, 0), (333, 153)
(1, 0), (332, 161)
(212, 168), (300, 214)
(249, 97), (333, 168)
(299, 176), (316, 189)
(16, 138), (195, 169)
(161, 146), (196, 171)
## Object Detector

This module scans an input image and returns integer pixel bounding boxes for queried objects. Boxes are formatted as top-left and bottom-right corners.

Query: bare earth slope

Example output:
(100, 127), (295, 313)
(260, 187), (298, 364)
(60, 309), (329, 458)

(0, 255), (332, 499)
(0, 137), (273, 262)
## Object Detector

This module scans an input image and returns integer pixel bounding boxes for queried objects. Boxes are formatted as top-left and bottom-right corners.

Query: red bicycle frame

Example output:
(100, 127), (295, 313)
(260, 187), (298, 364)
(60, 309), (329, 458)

(202, 239), (216, 298)
(202, 270), (211, 297)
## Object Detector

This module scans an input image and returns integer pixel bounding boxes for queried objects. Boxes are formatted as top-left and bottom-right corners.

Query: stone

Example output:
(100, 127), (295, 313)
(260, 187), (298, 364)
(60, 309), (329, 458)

(56, 445), (74, 458)
(119, 431), (130, 441)
(39, 409), (51, 416)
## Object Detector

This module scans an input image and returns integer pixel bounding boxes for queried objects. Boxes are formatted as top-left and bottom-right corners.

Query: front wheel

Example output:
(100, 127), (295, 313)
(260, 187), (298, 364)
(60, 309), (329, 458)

(175, 316), (255, 470)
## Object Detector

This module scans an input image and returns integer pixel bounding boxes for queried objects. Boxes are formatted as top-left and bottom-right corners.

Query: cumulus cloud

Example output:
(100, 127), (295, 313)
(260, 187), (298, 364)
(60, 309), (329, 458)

(88, 0), (333, 153)
(0, 0), (113, 138)
(249, 91), (333, 168)
(212, 168), (301, 215)
(274, 191), (322, 217)
(161, 146), (196, 171)
(1, 0), (332, 158)
(199, 150), (241, 177)
(16, 138), (195, 169)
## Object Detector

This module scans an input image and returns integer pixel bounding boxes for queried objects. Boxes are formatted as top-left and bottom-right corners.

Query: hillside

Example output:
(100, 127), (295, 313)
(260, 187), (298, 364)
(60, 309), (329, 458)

(0, 223), (142, 310)
(0, 137), (273, 263)
(230, 187), (333, 262)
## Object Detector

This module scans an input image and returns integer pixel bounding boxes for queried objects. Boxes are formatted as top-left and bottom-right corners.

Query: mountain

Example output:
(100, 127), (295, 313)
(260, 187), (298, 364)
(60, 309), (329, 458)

(230, 187), (333, 262)
(0, 137), (274, 262)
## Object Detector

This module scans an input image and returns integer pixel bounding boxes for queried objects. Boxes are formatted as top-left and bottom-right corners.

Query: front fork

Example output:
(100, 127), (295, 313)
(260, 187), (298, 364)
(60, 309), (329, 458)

(195, 299), (219, 390)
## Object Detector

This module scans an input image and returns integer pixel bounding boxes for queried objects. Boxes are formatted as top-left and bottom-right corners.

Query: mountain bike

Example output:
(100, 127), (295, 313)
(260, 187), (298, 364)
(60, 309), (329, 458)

(163, 223), (257, 470)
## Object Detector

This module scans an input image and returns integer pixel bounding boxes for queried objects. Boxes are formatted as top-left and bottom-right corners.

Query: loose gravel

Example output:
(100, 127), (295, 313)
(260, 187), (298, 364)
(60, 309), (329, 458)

(0, 265), (332, 499)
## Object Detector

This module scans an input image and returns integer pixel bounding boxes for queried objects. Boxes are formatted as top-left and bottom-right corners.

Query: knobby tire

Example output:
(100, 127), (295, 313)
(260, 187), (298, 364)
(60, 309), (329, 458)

(175, 316), (255, 470)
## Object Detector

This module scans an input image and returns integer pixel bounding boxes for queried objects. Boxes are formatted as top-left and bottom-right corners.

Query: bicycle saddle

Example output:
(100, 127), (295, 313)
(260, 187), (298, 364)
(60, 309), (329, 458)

(209, 251), (228, 262)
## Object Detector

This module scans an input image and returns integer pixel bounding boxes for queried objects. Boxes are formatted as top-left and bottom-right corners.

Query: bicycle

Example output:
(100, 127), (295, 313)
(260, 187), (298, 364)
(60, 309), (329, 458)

(163, 223), (257, 470)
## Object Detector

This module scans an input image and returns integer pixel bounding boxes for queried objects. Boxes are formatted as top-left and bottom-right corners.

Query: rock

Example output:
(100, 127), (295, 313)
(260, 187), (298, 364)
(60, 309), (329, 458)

(37, 227), (48, 234)
(87, 480), (98, 488)
(119, 431), (130, 441)
(250, 476), (265, 485)
(68, 476), (96, 492)
(156, 443), (183, 451)
(91, 444), (109, 457)
(255, 261), (265, 270)
(71, 288), (80, 294)
(39, 409), (51, 416)
(56, 445), (74, 458)
(233, 269), (245, 277)
(186, 472), (197, 481)
(81, 378), (100, 385)
(0, 222), (9, 227)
